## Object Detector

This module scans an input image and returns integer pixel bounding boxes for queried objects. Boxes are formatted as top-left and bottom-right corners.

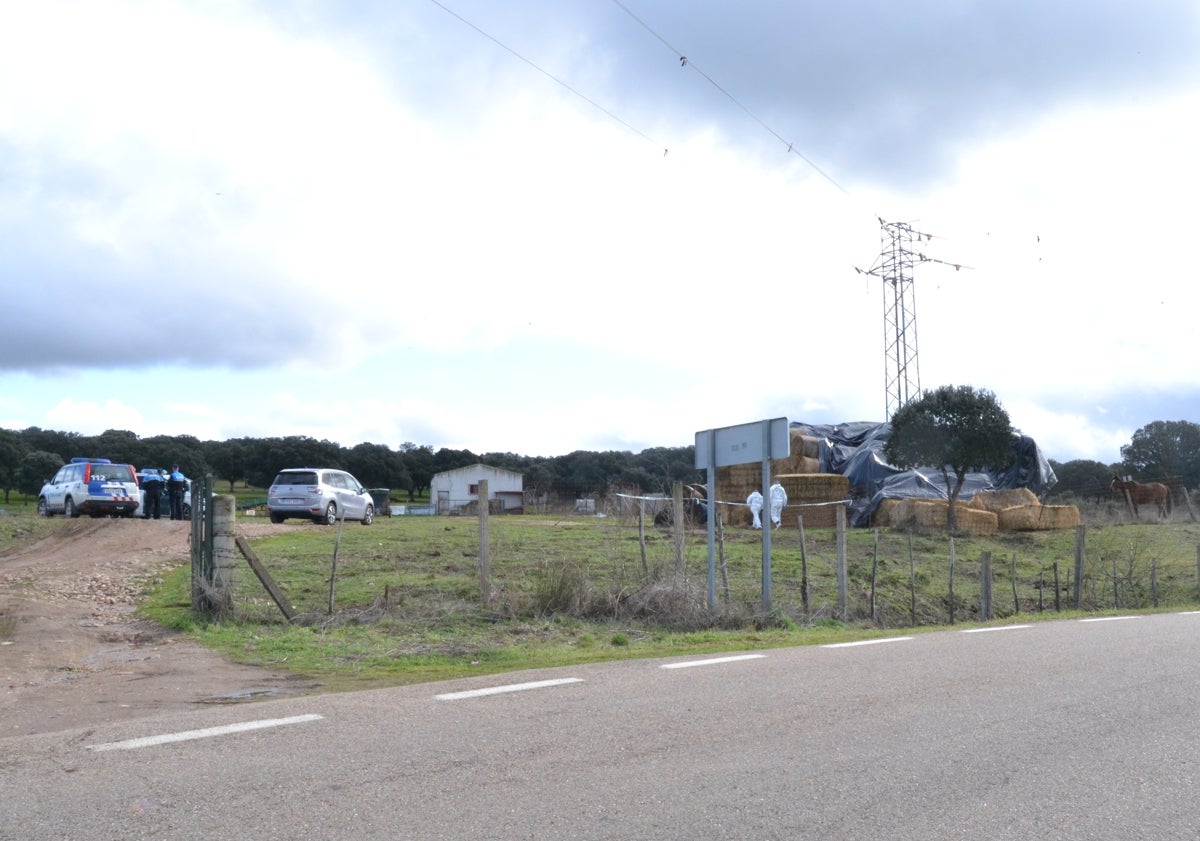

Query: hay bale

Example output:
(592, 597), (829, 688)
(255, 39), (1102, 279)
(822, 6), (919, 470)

(872, 498), (902, 527)
(966, 488), (1040, 512)
(997, 504), (1081, 531)
(717, 501), (752, 528)
(791, 429), (820, 459)
(889, 498), (998, 535)
(719, 464), (762, 489)
(775, 474), (849, 528)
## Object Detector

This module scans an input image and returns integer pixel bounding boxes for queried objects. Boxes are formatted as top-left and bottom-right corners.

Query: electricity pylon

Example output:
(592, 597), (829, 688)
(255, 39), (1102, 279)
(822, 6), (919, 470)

(855, 218), (965, 419)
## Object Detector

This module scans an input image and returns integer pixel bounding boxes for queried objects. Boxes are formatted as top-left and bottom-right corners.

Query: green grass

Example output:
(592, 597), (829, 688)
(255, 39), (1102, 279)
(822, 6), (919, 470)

(0, 503), (67, 553)
(7, 499), (1200, 686)
(133, 505), (1200, 690)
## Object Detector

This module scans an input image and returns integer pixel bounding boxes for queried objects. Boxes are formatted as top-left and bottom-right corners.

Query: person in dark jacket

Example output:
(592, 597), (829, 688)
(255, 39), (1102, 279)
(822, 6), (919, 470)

(167, 465), (188, 520)
(141, 469), (164, 520)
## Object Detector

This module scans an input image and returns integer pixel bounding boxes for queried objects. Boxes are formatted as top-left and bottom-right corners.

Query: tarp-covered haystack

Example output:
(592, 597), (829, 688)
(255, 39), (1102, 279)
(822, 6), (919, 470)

(790, 421), (1060, 529)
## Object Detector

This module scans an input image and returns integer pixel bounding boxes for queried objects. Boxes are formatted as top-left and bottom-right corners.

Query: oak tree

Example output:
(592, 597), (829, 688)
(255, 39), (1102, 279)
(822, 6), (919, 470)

(885, 385), (1016, 531)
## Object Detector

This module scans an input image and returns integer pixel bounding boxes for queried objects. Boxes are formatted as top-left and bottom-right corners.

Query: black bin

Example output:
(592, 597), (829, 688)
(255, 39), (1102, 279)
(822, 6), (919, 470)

(368, 488), (392, 517)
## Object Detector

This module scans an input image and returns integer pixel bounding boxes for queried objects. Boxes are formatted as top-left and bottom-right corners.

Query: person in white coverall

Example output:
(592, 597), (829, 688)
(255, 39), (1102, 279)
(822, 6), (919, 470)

(768, 482), (788, 529)
(746, 490), (763, 529)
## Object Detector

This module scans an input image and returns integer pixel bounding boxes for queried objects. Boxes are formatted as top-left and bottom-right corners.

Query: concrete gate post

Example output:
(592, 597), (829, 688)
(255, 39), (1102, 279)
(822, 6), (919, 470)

(211, 495), (237, 619)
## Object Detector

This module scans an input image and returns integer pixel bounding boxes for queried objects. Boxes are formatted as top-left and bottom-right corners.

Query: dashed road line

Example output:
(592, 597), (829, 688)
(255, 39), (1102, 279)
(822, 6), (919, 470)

(660, 654), (766, 670)
(962, 624), (1033, 633)
(821, 636), (913, 649)
(435, 677), (584, 701)
(89, 713), (323, 752)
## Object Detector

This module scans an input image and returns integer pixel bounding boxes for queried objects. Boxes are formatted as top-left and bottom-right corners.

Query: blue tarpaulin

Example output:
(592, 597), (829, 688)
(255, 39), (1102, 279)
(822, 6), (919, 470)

(790, 421), (1058, 527)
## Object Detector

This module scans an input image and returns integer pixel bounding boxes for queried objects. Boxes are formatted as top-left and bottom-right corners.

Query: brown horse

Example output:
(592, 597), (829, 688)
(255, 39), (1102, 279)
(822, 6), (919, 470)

(1110, 475), (1172, 519)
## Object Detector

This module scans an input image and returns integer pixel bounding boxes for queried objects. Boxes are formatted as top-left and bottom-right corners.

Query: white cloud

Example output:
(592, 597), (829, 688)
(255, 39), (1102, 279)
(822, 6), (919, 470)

(3, 1), (1199, 464)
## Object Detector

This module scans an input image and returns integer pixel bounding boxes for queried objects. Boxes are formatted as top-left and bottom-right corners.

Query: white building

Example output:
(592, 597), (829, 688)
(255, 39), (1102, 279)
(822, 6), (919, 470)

(430, 463), (524, 514)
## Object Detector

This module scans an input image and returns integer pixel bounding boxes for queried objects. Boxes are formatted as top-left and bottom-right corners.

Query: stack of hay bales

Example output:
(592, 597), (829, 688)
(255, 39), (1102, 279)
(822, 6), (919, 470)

(776, 473), (849, 528)
(714, 458), (847, 529)
(967, 488), (1081, 531)
(715, 463), (766, 528)
(881, 498), (1000, 535)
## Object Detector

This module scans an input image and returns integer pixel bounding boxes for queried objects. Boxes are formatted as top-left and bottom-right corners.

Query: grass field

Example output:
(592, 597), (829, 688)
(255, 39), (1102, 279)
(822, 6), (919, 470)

(5, 497), (1200, 690)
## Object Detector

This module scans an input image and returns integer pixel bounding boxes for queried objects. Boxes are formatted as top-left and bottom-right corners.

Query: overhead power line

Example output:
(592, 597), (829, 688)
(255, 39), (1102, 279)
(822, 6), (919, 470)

(427, 0), (666, 153)
(609, 0), (847, 194)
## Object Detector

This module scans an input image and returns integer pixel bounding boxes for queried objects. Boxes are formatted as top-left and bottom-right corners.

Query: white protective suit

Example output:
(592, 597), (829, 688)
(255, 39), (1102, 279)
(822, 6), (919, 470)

(746, 490), (764, 529)
(768, 482), (788, 528)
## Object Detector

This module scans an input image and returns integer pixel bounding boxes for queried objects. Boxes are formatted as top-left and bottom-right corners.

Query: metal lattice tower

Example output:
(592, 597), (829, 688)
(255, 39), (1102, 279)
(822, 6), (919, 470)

(879, 221), (920, 419)
(857, 219), (964, 419)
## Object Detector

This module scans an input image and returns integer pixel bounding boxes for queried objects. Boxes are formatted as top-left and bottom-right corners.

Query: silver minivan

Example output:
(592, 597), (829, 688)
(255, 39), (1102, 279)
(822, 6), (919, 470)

(267, 468), (374, 525)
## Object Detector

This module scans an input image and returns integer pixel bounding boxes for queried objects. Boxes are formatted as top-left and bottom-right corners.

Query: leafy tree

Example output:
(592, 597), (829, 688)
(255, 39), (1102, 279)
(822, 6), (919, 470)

(18, 450), (64, 500)
(431, 447), (478, 475)
(206, 439), (249, 493)
(86, 429), (144, 466)
(522, 460), (556, 503)
(1046, 459), (1116, 501)
(399, 443), (435, 501)
(347, 442), (411, 492)
(0, 429), (26, 504)
(884, 385), (1016, 531)
(19, 427), (82, 462)
(1120, 420), (1200, 487)
(552, 450), (632, 497)
(246, 436), (345, 487)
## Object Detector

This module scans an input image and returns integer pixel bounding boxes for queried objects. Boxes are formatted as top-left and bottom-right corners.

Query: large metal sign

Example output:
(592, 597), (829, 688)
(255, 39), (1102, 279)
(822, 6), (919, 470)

(695, 417), (790, 612)
(694, 417), (790, 469)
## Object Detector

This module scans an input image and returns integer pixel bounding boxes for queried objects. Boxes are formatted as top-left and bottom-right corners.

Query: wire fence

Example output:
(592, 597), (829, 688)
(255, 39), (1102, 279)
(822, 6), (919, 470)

(219, 490), (1200, 629)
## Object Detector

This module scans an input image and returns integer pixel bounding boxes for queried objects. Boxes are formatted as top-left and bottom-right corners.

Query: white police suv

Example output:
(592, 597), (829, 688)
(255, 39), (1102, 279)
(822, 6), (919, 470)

(37, 457), (141, 518)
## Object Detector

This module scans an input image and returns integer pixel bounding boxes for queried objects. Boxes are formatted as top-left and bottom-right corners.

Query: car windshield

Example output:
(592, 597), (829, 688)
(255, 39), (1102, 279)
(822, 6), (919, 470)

(274, 472), (318, 486)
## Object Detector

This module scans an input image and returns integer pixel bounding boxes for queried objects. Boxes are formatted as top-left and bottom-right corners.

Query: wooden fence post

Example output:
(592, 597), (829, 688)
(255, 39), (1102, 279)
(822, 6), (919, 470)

(836, 504), (848, 621)
(1073, 525), (1086, 609)
(980, 551), (993, 621)
(478, 479), (490, 603)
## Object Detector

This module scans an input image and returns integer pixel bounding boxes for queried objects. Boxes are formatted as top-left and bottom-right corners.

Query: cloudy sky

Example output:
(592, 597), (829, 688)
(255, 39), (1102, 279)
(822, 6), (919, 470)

(2, 1), (1198, 464)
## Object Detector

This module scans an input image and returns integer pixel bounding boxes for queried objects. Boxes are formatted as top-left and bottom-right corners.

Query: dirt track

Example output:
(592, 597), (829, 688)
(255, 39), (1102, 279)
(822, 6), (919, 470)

(0, 518), (318, 738)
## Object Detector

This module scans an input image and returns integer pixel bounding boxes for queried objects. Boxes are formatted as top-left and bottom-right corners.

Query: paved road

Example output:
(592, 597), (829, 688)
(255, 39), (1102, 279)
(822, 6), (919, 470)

(4, 613), (1199, 840)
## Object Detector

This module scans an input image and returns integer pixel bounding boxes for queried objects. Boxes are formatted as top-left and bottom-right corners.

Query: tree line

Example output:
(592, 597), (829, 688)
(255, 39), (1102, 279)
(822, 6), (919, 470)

(0, 426), (703, 506)
(2, 413), (1194, 508)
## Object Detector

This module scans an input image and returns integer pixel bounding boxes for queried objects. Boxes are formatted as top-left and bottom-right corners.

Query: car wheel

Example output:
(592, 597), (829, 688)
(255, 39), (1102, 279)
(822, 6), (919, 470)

(321, 502), (338, 526)
(182, 503), (191, 519)
(361, 504), (374, 526)
(270, 512), (285, 524)
(64, 497), (78, 519)
(37, 498), (51, 517)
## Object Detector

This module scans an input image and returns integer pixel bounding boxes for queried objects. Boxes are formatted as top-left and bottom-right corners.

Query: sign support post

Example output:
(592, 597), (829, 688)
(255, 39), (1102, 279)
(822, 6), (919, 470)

(695, 417), (790, 612)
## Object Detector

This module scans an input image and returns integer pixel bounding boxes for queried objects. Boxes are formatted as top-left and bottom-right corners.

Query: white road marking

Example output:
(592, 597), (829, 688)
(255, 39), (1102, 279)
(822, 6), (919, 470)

(435, 677), (584, 701)
(660, 654), (766, 670)
(821, 636), (913, 649)
(961, 624), (1033, 633)
(1079, 616), (1140, 623)
(89, 713), (323, 752)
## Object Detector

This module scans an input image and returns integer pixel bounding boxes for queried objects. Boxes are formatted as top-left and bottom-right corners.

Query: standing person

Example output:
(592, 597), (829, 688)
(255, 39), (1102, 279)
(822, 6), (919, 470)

(141, 469), (164, 520)
(167, 464), (188, 521)
(746, 489), (764, 529)
(769, 481), (788, 529)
